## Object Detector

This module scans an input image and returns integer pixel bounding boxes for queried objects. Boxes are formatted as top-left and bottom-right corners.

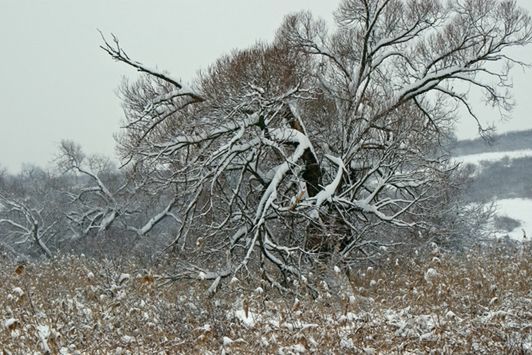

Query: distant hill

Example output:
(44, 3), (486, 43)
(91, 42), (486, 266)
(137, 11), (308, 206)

(462, 156), (532, 201)
(451, 128), (532, 202)
(451, 129), (532, 156)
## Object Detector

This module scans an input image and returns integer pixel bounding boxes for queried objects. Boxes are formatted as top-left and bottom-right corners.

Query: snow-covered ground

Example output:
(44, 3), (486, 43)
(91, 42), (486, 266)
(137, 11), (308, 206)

(493, 198), (532, 241)
(454, 149), (532, 165)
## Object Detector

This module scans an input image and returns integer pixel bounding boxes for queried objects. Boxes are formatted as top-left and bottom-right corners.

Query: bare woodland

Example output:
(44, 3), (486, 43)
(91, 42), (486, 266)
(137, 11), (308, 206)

(1, 0), (531, 291)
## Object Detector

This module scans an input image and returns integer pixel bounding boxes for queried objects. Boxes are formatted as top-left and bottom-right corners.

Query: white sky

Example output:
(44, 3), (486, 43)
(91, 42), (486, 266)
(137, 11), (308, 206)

(1, 0), (532, 173)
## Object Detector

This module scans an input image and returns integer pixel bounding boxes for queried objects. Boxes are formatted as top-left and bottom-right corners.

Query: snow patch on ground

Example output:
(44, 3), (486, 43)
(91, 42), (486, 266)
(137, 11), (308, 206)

(493, 198), (532, 241)
(234, 308), (258, 328)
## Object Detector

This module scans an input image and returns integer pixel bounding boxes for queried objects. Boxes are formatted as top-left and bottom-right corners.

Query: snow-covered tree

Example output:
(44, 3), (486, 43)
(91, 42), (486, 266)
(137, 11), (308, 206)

(101, 0), (532, 286)
(0, 165), (74, 258)
(57, 140), (180, 241)
(0, 194), (58, 259)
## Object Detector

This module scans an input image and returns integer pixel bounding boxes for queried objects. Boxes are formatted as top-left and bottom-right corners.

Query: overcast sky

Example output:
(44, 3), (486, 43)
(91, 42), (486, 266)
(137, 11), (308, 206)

(1, 0), (532, 173)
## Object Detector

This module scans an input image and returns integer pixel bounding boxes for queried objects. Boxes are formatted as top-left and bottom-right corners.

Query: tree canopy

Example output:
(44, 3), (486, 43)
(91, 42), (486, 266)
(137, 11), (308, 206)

(95, 0), (531, 288)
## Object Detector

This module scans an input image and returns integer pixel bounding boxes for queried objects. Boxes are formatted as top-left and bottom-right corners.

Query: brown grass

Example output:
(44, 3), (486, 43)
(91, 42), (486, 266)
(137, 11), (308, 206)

(0, 243), (530, 354)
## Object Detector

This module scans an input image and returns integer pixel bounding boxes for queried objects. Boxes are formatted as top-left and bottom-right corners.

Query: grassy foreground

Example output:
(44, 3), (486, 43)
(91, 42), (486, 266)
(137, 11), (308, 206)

(1, 243), (530, 354)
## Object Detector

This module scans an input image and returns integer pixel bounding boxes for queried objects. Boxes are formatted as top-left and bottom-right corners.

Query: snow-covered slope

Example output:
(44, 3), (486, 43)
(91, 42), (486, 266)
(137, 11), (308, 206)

(454, 149), (532, 165)
(494, 198), (531, 241)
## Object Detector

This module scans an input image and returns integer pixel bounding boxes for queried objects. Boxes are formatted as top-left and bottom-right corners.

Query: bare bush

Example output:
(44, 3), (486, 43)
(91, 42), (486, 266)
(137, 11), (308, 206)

(0, 244), (529, 353)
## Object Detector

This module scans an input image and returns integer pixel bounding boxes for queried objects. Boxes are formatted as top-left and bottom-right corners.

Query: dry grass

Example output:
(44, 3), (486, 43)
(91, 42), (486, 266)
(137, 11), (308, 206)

(0, 243), (530, 354)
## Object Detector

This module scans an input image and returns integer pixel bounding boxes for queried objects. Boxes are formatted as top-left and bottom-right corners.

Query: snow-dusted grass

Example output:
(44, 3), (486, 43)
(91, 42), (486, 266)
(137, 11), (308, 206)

(493, 198), (532, 241)
(0, 245), (530, 354)
(454, 149), (532, 166)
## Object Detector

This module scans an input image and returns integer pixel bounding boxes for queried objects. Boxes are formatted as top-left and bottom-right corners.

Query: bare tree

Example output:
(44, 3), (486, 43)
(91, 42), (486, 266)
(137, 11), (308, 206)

(0, 166), (73, 259)
(57, 140), (125, 236)
(101, 0), (532, 287)
(0, 193), (53, 258)
(57, 140), (180, 240)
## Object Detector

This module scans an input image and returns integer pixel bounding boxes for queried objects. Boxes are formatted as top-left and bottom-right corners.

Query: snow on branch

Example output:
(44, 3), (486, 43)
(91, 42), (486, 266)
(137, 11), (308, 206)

(0, 194), (52, 258)
(99, 31), (203, 102)
(102, 0), (532, 287)
(313, 155), (345, 208)
(254, 128), (312, 224)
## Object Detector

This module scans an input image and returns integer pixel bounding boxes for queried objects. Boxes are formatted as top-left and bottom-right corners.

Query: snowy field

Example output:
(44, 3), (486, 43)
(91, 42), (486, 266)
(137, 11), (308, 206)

(454, 149), (532, 165)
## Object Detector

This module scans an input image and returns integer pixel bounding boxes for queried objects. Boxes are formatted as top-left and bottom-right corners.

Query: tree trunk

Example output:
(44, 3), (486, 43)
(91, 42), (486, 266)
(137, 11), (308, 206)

(33, 223), (52, 259)
(286, 107), (322, 197)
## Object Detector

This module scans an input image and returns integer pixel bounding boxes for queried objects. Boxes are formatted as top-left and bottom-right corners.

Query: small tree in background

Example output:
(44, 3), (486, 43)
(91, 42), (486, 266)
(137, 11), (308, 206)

(56, 140), (180, 258)
(0, 166), (65, 259)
